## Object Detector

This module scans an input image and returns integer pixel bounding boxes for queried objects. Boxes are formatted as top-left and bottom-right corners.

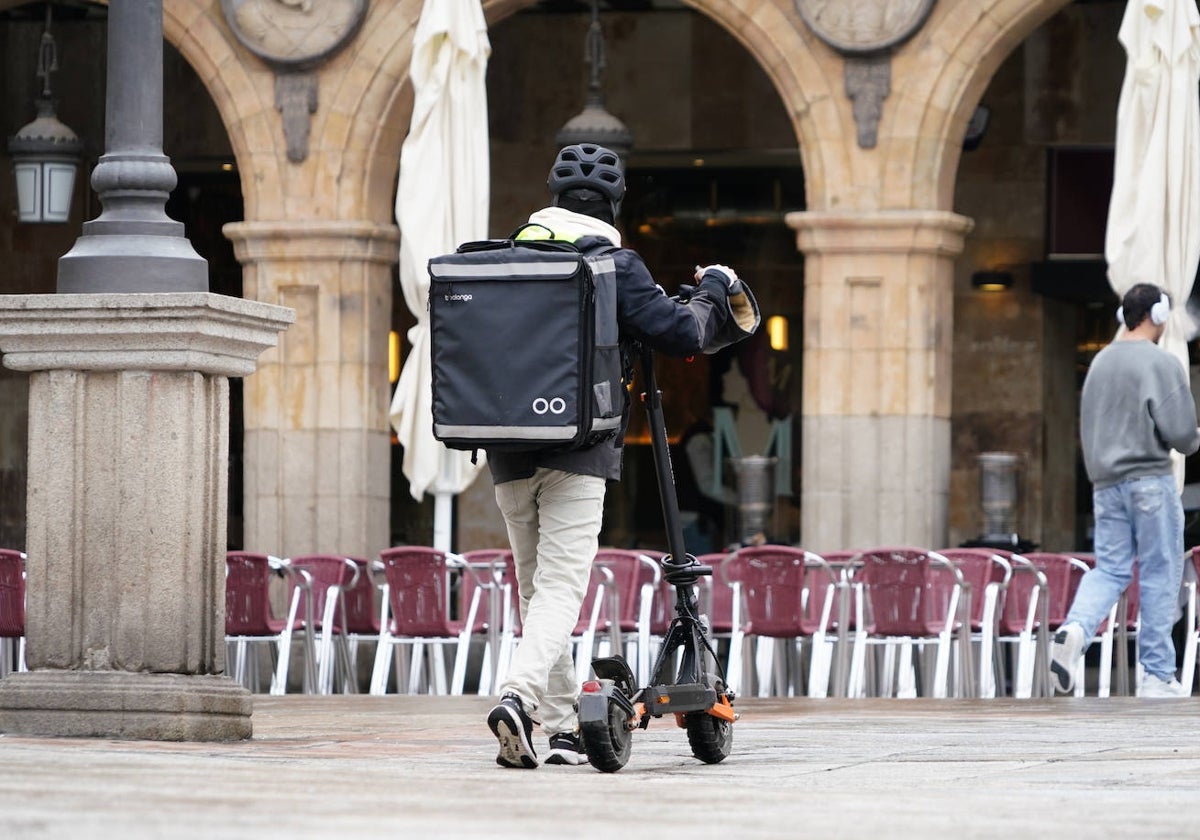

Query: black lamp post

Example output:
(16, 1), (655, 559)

(55, 0), (207, 293)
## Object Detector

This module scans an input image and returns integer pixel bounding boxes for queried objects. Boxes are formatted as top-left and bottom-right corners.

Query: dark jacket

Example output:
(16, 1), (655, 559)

(487, 233), (736, 484)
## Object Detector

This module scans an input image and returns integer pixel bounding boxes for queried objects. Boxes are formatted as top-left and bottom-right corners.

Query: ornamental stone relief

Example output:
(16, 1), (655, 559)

(794, 0), (937, 148)
(221, 0), (368, 162)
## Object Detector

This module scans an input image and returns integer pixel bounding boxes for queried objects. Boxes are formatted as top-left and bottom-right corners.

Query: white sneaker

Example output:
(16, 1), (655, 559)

(1138, 673), (1189, 698)
(1049, 622), (1086, 694)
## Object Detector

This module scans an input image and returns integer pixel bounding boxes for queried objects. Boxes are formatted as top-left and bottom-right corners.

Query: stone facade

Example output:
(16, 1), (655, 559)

(2, 0), (1146, 558)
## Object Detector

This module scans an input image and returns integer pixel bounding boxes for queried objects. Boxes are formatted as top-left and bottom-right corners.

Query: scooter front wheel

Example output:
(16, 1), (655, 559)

(684, 710), (732, 764)
(580, 695), (633, 772)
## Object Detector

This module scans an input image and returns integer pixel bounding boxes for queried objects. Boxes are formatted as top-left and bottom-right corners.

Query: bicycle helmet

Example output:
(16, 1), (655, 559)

(547, 144), (625, 214)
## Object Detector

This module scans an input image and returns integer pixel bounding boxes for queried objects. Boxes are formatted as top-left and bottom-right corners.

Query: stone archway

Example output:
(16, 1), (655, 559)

(67, 0), (1078, 556)
(784, 0), (1074, 550)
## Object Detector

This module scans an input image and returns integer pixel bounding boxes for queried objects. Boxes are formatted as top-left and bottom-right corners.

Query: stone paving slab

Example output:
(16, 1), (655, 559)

(1, 695), (1199, 839)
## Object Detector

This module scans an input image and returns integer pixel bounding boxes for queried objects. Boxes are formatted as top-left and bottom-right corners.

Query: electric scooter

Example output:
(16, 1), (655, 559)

(577, 341), (737, 773)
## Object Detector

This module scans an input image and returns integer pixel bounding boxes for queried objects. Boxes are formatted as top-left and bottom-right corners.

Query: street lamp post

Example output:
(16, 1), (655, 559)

(0, 0), (295, 741)
(56, 0), (208, 293)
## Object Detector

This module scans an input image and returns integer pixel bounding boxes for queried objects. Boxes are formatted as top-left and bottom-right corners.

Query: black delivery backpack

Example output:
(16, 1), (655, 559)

(429, 231), (624, 453)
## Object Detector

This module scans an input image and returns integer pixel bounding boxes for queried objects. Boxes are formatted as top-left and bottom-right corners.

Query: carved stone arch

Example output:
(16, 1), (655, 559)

(162, 0), (287, 218)
(879, 0), (1071, 210)
(345, 0), (844, 213)
(316, 0), (421, 224)
(675, 0), (848, 211)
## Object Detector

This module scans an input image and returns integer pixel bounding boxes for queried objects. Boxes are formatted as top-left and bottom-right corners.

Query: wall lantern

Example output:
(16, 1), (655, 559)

(8, 7), (83, 224)
(971, 270), (1014, 292)
(766, 315), (789, 351)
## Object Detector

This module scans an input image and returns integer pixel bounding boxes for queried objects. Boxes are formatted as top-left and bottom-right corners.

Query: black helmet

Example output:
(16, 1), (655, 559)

(547, 144), (625, 208)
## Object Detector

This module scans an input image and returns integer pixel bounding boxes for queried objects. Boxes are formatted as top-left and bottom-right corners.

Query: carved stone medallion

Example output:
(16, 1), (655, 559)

(794, 0), (936, 55)
(221, 0), (368, 163)
(222, 0), (368, 70)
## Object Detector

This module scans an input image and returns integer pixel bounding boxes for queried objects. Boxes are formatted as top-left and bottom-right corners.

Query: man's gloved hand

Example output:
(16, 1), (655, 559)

(695, 264), (743, 295)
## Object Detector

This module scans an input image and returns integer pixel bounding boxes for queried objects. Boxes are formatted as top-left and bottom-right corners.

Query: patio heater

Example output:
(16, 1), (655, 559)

(968, 451), (1036, 552)
(732, 455), (777, 545)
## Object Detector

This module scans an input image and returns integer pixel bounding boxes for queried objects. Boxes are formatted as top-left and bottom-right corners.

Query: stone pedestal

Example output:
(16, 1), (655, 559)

(787, 210), (973, 552)
(0, 293), (293, 741)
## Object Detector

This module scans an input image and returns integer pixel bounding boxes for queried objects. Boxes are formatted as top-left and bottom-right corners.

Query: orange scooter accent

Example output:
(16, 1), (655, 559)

(629, 702), (646, 729)
(707, 695), (737, 723)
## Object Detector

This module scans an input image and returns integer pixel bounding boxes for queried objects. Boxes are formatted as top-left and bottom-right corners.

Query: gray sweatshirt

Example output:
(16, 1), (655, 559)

(1080, 339), (1200, 488)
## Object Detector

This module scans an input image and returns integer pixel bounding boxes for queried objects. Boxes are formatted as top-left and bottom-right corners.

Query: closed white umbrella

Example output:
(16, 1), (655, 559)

(1105, 0), (1200, 484)
(390, 0), (490, 550)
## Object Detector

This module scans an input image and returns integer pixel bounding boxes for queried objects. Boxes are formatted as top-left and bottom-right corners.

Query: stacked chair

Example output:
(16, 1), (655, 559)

(226, 552), (374, 695)
(0, 549), (26, 677)
(935, 548), (1013, 698)
(845, 547), (976, 698)
(1180, 547), (1200, 694)
(221, 540), (1172, 700)
(459, 548), (519, 695)
(286, 554), (363, 694)
(721, 545), (842, 698)
(224, 552), (317, 694)
(590, 549), (662, 686)
(369, 546), (485, 695)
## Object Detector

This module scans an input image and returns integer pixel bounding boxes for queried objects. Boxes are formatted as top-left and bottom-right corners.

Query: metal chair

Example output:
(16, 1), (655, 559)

(224, 551), (316, 694)
(1180, 547), (1200, 694)
(847, 547), (974, 698)
(997, 552), (1088, 697)
(370, 546), (485, 695)
(285, 554), (361, 694)
(460, 548), (518, 694)
(592, 549), (662, 687)
(571, 562), (620, 684)
(937, 548), (1013, 698)
(341, 556), (386, 690)
(721, 545), (841, 698)
(683, 551), (738, 680)
(1075, 552), (1140, 697)
(0, 549), (26, 677)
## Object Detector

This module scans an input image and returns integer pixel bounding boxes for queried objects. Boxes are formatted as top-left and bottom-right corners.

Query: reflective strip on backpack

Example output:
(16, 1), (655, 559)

(587, 255), (616, 275)
(429, 259), (579, 278)
(434, 424), (579, 441)
(591, 416), (622, 432)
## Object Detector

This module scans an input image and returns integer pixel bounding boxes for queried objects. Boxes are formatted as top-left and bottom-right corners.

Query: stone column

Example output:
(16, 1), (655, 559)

(224, 221), (400, 559)
(786, 210), (974, 552)
(0, 293), (293, 740)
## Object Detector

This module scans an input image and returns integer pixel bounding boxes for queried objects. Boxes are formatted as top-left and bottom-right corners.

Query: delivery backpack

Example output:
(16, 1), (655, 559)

(429, 229), (625, 453)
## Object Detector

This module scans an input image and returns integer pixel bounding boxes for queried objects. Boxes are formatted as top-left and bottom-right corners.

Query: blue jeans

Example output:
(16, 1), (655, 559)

(1066, 474), (1184, 681)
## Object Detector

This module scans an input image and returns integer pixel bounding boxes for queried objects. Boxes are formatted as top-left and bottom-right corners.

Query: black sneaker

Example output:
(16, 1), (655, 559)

(487, 693), (538, 769)
(544, 731), (587, 766)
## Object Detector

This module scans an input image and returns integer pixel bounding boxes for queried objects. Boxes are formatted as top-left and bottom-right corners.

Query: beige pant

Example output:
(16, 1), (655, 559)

(494, 468), (606, 736)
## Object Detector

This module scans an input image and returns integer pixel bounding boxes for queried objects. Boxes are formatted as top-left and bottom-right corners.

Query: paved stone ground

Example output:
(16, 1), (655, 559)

(1, 695), (1199, 839)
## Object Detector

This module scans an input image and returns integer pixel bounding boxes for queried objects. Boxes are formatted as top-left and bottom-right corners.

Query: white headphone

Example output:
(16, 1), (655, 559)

(1116, 292), (1170, 327)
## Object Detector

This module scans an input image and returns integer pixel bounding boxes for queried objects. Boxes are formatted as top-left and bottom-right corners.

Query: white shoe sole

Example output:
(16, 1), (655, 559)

(488, 705), (538, 769)
(544, 747), (588, 766)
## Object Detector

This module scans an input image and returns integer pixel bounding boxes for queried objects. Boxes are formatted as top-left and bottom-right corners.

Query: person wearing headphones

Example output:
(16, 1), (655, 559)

(1051, 283), (1200, 698)
(485, 143), (758, 768)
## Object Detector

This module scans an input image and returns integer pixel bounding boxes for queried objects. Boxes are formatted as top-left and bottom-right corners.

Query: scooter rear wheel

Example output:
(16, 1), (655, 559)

(685, 710), (733, 764)
(580, 696), (633, 772)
